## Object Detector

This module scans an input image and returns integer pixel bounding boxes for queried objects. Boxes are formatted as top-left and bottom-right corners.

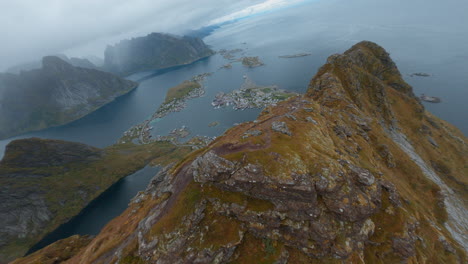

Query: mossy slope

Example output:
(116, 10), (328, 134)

(0, 138), (192, 263)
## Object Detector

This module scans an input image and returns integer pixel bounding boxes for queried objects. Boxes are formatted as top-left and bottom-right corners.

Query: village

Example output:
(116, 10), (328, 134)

(212, 76), (297, 110)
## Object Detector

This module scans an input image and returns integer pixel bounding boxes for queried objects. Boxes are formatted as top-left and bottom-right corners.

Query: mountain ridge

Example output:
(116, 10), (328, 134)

(0, 56), (138, 139)
(103, 32), (215, 76)
(12, 41), (468, 263)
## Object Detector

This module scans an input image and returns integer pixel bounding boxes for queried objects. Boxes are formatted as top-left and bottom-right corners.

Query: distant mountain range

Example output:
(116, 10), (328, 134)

(0, 32), (214, 139)
(103, 33), (214, 76)
(0, 56), (137, 139)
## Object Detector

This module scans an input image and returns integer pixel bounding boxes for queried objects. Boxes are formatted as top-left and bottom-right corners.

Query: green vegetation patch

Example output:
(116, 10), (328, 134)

(164, 81), (200, 104)
(0, 139), (193, 261)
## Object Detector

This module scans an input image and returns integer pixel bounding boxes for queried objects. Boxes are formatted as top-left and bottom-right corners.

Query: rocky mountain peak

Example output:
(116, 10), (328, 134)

(307, 41), (419, 127)
(103, 32), (214, 76)
(41, 56), (75, 73)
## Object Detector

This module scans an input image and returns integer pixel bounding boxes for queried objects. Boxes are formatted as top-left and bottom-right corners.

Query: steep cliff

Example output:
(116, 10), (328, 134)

(0, 56), (137, 139)
(14, 42), (468, 263)
(0, 138), (192, 263)
(103, 33), (214, 76)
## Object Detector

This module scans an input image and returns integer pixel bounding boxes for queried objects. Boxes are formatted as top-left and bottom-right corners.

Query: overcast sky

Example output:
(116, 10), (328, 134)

(0, 0), (306, 70)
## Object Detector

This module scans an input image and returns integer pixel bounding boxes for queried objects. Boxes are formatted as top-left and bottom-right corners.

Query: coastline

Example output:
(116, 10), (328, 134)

(0, 82), (139, 142)
(25, 165), (159, 255)
(122, 52), (215, 78)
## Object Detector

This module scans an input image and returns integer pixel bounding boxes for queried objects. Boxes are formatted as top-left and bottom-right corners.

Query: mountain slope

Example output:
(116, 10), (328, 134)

(0, 138), (192, 263)
(103, 33), (214, 76)
(0, 56), (137, 139)
(15, 42), (467, 264)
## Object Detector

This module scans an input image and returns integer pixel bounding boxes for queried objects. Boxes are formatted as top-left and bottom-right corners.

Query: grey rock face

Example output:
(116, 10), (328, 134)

(242, 130), (263, 139)
(306, 116), (318, 124)
(0, 189), (52, 248)
(0, 138), (103, 262)
(185, 151), (383, 259)
(271, 121), (292, 136)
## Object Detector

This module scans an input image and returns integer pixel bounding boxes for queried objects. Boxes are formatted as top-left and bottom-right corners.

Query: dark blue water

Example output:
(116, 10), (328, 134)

(3, 0), (468, 254)
(28, 165), (160, 253)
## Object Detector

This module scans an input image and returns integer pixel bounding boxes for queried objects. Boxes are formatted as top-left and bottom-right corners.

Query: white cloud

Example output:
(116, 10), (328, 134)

(0, 0), (274, 70)
(209, 0), (308, 25)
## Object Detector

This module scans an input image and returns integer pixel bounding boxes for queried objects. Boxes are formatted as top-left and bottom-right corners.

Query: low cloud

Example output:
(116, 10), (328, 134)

(0, 0), (269, 70)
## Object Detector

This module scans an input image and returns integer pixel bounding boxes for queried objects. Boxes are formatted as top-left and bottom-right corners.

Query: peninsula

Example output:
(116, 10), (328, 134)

(0, 56), (137, 140)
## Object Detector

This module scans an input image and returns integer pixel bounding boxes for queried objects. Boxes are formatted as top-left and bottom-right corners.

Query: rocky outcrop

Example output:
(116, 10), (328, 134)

(0, 56), (137, 139)
(104, 33), (214, 76)
(17, 42), (468, 263)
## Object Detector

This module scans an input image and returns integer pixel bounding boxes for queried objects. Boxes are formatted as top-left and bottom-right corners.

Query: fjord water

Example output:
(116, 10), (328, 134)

(5, 0), (468, 252)
(28, 166), (160, 253)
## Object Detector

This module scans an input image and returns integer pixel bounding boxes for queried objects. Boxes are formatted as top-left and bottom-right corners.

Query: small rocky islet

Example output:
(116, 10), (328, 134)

(409, 72), (432, 77)
(239, 56), (265, 68)
(420, 93), (442, 103)
(279, 52), (311, 58)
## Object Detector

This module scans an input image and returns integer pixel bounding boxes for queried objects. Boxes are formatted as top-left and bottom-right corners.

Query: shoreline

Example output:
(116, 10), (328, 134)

(122, 73), (212, 145)
(0, 82), (139, 142)
(25, 165), (159, 255)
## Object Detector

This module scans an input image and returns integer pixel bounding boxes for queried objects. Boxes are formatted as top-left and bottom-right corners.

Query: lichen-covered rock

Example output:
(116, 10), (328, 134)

(271, 121), (292, 136)
(242, 130), (263, 139)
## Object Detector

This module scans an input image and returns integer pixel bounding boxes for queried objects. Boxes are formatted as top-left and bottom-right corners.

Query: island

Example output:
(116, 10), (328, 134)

(218, 49), (243, 60)
(212, 76), (297, 110)
(279, 53), (311, 58)
(420, 94), (441, 103)
(240, 56), (265, 68)
(121, 73), (213, 145)
(219, 63), (232, 70)
(409, 72), (431, 77)
(208, 121), (220, 127)
(154, 72), (211, 118)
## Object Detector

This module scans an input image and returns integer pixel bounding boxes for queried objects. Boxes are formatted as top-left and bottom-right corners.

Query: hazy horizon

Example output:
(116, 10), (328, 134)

(0, 0), (310, 71)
